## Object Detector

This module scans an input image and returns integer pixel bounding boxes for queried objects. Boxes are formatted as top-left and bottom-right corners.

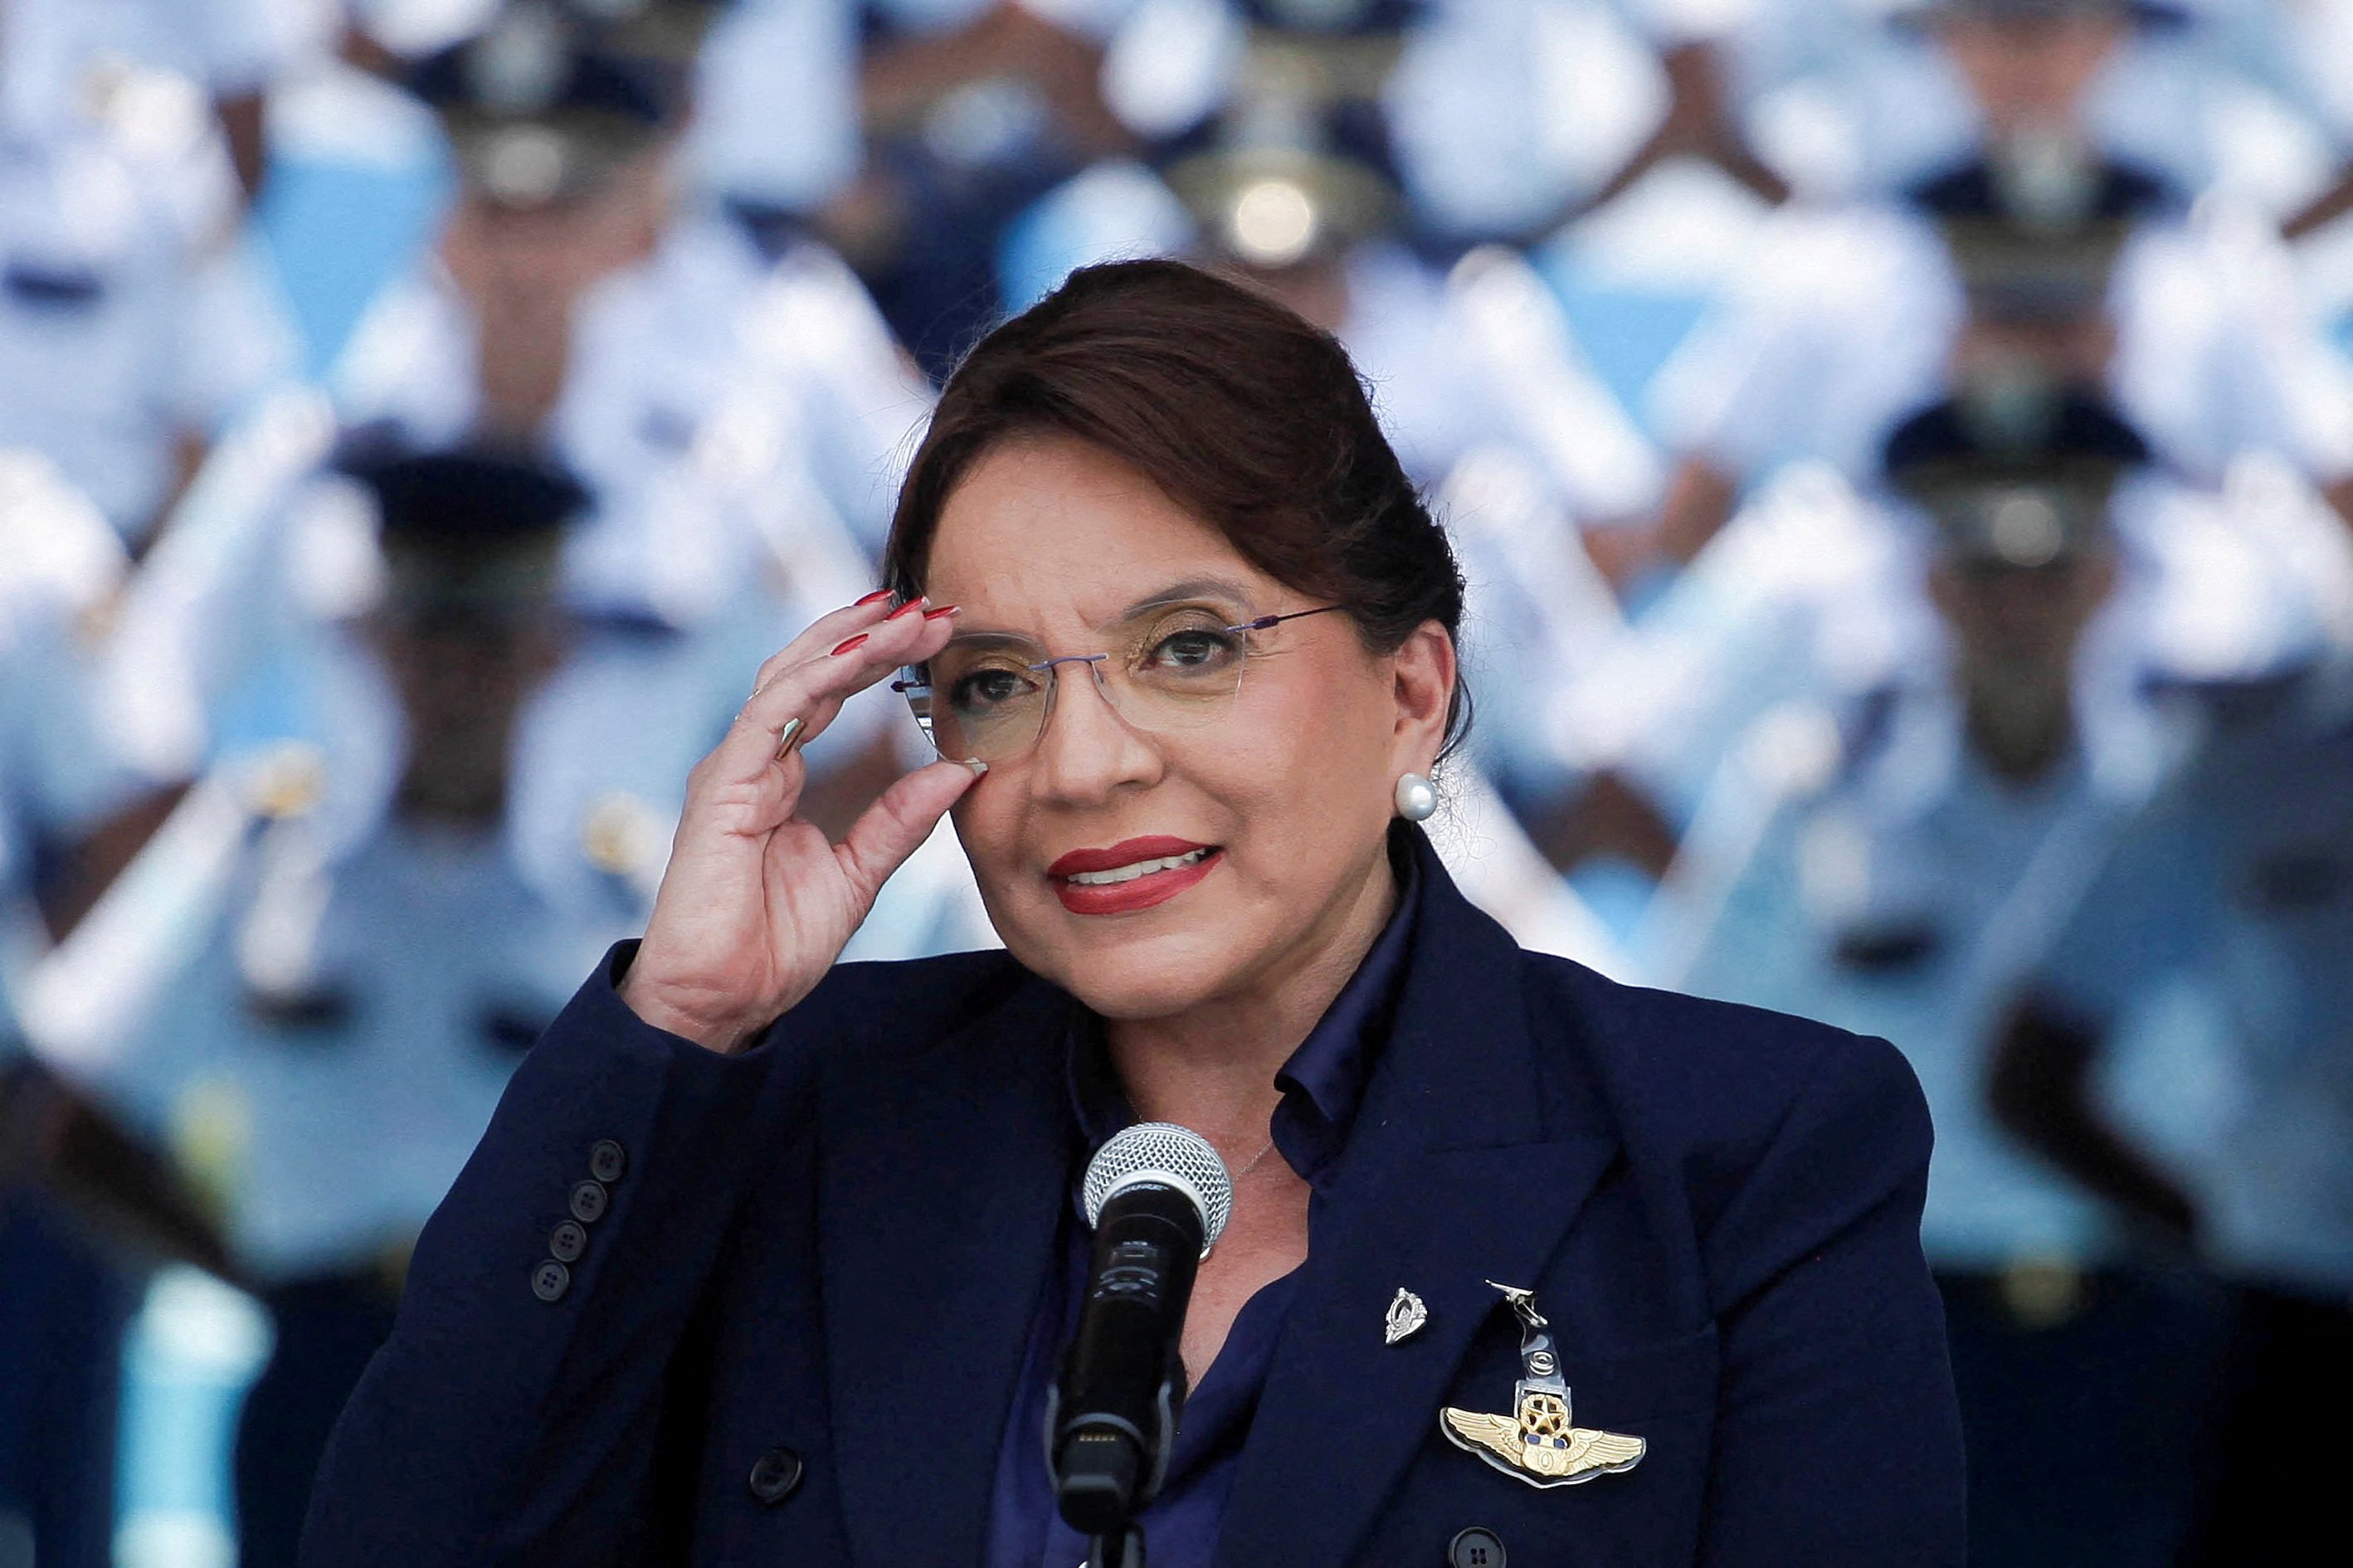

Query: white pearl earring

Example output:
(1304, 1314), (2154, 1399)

(1394, 772), (1438, 823)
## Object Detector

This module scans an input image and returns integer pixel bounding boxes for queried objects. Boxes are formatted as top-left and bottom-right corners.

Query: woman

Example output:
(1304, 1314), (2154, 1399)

(302, 261), (1965, 1566)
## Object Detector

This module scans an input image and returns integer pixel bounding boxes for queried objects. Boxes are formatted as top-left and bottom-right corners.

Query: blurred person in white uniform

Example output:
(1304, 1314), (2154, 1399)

(1, 0), (318, 202)
(345, 2), (929, 562)
(1645, 392), (2239, 1568)
(0, 451), (278, 1568)
(110, 8), (984, 980)
(1990, 589), (2353, 1566)
(0, 452), (151, 1568)
(1582, 182), (2182, 822)
(363, 4), (941, 867)
(122, 16), (737, 860)
(1561, 110), (2351, 847)
(1012, 7), (1662, 520)
(0, 18), (298, 551)
(119, 10), (933, 918)
(1636, 0), (2353, 583)
(21, 451), (648, 1568)
(1605, 0), (2353, 219)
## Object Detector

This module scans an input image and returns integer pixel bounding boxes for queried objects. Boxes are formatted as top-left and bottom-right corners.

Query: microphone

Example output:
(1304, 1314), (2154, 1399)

(1049, 1122), (1235, 1541)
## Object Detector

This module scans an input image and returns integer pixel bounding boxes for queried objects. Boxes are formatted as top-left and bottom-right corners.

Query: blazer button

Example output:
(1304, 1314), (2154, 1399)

(531, 1260), (571, 1303)
(747, 1448), (803, 1505)
(549, 1220), (588, 1263)
(569, 1179), (610, 1224)
(1449, 1527), (1505, 1568)
(589, 1139), (628, 1184)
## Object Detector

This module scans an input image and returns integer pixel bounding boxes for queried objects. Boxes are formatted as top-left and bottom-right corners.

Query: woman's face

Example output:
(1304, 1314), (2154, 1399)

(922, 434), (1453, 1021)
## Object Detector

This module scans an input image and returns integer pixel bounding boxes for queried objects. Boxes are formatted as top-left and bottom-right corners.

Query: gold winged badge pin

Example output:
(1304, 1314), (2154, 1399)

(1440, 1282), (1645, 1488)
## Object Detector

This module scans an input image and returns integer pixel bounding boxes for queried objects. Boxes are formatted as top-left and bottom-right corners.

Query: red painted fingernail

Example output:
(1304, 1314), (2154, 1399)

(923, 603), (960, 620)
(831, 635), (870, 656)
(855, 588), (893, 606)
(884, 597), (928, 621)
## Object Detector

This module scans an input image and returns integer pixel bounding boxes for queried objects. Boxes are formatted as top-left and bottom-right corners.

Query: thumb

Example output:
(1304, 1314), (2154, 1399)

(832, 758), (986, 907)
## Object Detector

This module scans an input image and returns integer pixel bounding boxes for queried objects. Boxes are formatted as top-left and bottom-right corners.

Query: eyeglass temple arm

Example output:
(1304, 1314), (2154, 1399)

(1228, 605), (1346, 634)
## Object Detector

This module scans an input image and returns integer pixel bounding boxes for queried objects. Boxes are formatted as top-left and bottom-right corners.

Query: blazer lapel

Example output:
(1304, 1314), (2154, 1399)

(1215, 839), (1621, 1568)
(820, 974), (1075, 1568)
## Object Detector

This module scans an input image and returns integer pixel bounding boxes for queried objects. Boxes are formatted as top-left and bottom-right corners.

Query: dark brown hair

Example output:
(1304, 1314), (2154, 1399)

(882, 258), (1470, 757)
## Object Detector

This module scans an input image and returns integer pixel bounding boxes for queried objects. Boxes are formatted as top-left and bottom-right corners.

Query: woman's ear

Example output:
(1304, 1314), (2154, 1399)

(1391, 619), (1457, 767)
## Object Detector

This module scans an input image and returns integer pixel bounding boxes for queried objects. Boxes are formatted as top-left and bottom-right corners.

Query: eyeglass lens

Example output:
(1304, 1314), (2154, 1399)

(902, 603), (1319, 762)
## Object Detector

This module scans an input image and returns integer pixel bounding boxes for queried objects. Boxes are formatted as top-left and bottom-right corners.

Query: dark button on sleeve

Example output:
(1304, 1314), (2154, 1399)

(568, 1179), (609, 1224)
(1449, 1527), (1505, 1568)
(531, 1260), (571, 1303)
(548, 1220), (587, 1263)
(747, 1448), (804, 1505)
(589, 1138), (628, 1184)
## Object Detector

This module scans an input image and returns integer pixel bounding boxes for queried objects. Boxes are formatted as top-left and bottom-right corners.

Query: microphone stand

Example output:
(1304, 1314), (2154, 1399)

(1057, 1138), (1231, 1568)
(1088, 1525), (1146, 1568)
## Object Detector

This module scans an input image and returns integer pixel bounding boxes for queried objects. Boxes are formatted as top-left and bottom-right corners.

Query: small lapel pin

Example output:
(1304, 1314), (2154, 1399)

(1440, 1282), (1644, 1489)
(1385, 1288), (1429, 1345)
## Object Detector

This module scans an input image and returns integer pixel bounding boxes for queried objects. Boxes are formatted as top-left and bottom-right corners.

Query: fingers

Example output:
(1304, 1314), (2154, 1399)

(832, 756), (986, 907)
(708, 597), (957, 791)
(744, 591), (899, 698)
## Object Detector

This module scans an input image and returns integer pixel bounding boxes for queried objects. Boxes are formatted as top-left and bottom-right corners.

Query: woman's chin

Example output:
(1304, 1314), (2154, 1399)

(1006, 920), (1246, 1022)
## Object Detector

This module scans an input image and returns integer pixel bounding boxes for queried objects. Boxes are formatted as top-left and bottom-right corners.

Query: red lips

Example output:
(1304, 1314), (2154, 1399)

(1046, 837), (1223, 916)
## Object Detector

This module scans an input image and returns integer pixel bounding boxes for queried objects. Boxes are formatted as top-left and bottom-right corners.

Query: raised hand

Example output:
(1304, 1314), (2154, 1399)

(617, 594), (977, 1052)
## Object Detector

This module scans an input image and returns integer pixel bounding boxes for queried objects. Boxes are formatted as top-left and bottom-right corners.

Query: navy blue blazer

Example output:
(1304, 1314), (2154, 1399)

(303, 831), (1965, 1566)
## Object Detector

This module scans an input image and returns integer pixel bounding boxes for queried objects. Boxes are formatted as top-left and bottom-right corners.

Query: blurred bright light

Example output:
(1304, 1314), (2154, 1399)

(1988, 490), (2065, 567)
(480, 124), (568, 205)
(1227, 178), (1317, 268)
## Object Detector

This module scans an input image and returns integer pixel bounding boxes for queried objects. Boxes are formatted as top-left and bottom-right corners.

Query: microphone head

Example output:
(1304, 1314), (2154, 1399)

(1081, 1122), (1235, 1254)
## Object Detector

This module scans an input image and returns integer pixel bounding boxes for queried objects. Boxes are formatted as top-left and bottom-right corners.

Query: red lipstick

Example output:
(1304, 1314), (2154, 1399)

(1046, 836), (1222, 916)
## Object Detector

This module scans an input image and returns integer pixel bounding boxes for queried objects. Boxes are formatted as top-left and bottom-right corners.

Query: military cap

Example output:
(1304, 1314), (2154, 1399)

(1883, 391), (2149, 568)
(335, 440), (588, 616)
(410, 2), (673, 207)
(1162, 6), (1416, 270)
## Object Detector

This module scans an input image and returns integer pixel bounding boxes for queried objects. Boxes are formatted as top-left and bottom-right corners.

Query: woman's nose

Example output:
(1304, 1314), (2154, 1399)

(1030, 662), (1162, 804)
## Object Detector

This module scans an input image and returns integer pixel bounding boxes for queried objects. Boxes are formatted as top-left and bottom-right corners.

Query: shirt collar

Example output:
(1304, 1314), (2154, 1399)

(1064, 825), (1424, 1190)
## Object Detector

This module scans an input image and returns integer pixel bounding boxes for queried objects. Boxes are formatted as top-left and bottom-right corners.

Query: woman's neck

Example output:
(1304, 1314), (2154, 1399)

(1105, 846), (1400, 1153)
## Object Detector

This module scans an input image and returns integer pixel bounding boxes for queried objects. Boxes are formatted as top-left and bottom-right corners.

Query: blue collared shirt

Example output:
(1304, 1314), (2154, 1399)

(983, 838), (1423, 1568)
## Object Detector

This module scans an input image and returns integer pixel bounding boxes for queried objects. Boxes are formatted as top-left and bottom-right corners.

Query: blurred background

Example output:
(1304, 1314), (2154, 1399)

(2, 0), (2351, 1564)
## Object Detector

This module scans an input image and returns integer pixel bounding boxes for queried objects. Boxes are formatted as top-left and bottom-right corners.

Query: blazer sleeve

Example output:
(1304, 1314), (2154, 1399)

(1694, 1032), (1968, 1566)
(300, 942), (810, 1567)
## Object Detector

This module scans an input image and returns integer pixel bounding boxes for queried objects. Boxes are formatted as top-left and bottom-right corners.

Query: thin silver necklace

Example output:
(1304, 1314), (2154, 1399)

(1230, 1136), (1279, 1180)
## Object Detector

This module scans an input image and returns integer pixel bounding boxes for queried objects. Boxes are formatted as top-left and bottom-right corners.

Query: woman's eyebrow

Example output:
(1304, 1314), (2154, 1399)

(935, 627), (1040, 651)
(1112, 576), (1254, 620)
(941, 577), (1258, 645)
